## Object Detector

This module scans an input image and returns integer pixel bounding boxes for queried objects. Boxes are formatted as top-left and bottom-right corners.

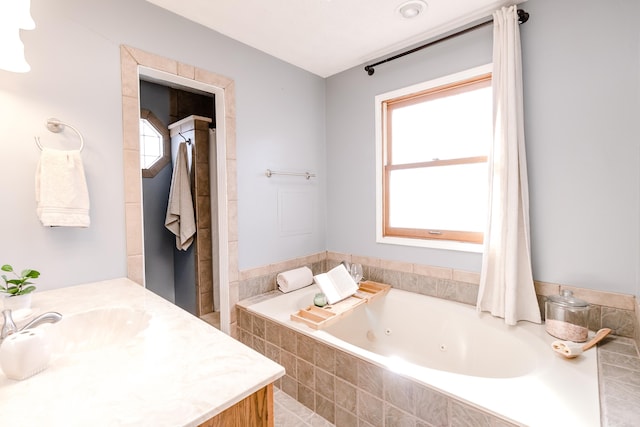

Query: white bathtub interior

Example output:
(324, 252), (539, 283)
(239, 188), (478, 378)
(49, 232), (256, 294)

(247, 284), (600, 427)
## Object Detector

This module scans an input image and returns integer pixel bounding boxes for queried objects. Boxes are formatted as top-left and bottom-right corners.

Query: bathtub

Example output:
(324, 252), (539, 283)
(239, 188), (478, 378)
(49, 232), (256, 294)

(246, 284), (600, 427)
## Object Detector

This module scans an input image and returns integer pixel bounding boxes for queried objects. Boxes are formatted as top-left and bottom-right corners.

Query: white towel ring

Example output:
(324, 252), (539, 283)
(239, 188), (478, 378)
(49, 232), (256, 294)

(34, 118), (85, 152)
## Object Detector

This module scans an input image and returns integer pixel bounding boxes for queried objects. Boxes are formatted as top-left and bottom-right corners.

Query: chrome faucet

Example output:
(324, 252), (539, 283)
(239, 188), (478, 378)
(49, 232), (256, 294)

(1, 309), (63, 343)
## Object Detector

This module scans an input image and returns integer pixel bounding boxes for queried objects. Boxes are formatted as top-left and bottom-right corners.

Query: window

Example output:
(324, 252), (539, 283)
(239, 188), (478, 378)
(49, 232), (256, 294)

(376, 65), (492, 248)
(139, 109), (170, 178)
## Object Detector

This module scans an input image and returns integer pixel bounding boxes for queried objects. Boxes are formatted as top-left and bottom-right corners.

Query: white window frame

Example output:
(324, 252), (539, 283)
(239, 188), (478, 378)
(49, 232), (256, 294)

(375, 64), (492, 253)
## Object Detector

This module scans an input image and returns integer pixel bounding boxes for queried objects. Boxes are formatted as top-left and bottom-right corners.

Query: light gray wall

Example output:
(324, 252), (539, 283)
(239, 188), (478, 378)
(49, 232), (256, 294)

(325, 0), (640, 297)
(0, 0), (326, 291)
(524, 0), (639, 298)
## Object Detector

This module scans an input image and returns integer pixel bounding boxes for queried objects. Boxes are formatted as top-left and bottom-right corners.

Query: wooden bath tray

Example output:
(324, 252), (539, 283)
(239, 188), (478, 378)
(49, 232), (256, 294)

(290, 281), (391, 330)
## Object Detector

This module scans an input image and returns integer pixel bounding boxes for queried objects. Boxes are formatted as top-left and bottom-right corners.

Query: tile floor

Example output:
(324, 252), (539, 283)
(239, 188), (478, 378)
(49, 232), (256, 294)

(200, 312), (220, 329)
(274, 387), (334, 426)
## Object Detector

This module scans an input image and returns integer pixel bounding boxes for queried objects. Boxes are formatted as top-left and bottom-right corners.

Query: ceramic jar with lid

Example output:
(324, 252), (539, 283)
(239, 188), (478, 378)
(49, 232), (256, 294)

(545, 290), (590, 342)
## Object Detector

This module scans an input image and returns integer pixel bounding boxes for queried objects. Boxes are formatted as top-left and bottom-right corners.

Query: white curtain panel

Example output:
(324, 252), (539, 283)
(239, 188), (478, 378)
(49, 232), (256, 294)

(476, 6), (541, 325)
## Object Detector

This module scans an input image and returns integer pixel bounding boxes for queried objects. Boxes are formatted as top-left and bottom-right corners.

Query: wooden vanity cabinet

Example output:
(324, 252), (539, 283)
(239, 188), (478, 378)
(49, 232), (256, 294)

(198, 384), (274, 427)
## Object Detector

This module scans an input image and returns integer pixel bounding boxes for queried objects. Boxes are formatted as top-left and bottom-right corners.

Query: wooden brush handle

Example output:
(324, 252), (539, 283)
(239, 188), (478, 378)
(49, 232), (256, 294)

(582, 328), (612, 351)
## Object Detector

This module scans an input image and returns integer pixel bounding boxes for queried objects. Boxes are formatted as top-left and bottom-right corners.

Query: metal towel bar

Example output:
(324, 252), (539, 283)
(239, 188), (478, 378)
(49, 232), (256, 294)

(34, 118), (84, 152)
(265, 169), (316, 180)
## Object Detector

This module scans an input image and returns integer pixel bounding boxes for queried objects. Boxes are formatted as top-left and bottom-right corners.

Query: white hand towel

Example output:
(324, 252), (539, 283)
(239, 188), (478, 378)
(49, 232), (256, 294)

(277, 267), (313, 293)
(35, 149), (90, 227)
(165, 143), (196, 250)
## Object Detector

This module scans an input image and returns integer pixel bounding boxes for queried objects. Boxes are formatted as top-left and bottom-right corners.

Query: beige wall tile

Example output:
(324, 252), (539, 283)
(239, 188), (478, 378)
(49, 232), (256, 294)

(227, 200), (238, 242)
(452, 270), (480, 285)
(224, 115), (237, 160)
(177, 62), (195, 79)
(119, 47), (139, 99)
(414, 264), (452, 280)
(195, 157), (210, 193)
(125, 46), (178, 74)
(351, 255), (381, 267)
(226, 159), (237, 202)
(122, 149), (141, 204)
(229, 281), (239, 318)
(228, 240), (239, 282)
(229, 322), (238, 340)
(200, 291), (213, 314)
(196, 195), (211, 226)
(127, 255), (143, 285)
(124, 203), (143, 256)
(224, 81), (236, 119)
(635, 300), (640, 346)
(280, 258), (303, 272)
(198, 258), (213, 293)
(534, 281), (560, 297)
(601, 307), (636, 337)
(121, 95), (140, 151)
(326, 251), (350, 262)
(562, 286), (636, 311)
(300, 252), (324, 265)
(194, 67), (233, 89)
(382, 259), (413, 273)
(357, 391), (383, 426)
(239, 264), (272, 281)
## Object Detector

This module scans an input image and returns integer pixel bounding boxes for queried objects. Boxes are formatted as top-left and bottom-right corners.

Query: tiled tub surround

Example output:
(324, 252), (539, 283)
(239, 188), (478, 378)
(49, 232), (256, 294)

(235, 251), (640, 426)
(236, 251), (638, 342)
(598, 336), (640, 426)
(238, 285), (601, 426)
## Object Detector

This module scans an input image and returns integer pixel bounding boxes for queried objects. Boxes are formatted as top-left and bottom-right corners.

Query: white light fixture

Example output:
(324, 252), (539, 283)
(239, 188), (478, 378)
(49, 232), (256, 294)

(0, 0), (35, 73)
(397, 0), (427, 19)
(0, 27), (30, 73)
(17, 0), (36, 30)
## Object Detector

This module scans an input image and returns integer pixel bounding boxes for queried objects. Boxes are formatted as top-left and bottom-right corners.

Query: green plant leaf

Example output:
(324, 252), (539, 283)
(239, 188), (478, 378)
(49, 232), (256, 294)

(22, 269), (40, 279)
(18, 286), (36, 295)
(0, 266), (39, 294)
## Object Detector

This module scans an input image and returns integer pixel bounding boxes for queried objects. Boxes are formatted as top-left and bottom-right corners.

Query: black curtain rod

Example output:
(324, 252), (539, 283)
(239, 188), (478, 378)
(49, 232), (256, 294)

(364, 9), (529, 76)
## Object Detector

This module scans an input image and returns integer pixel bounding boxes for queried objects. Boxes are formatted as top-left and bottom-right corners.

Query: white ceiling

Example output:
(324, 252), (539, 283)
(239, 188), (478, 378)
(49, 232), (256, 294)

(145, 0), (523, 78)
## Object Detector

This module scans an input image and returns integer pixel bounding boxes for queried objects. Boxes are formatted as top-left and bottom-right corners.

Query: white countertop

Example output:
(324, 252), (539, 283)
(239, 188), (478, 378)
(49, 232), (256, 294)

(0, 278), (284, 427)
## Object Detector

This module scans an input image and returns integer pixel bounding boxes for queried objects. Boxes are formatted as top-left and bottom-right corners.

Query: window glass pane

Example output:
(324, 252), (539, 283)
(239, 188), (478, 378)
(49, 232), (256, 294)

(139, 118), (163, 169)
(391, 86), (492, 165)
(388, 163), (487, 232)
(143, 135), (161, 157)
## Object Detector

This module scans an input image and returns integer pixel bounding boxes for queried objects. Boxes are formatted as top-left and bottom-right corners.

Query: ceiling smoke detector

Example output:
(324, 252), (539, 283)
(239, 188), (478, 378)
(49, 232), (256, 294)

(397, 0), (428, 19)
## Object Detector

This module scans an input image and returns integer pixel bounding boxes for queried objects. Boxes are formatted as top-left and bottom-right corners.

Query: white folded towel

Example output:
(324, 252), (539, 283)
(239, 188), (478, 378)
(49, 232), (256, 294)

(165, 143), (196, 250)
(35, 148), (90, 227)
(277, 267), (313, 293)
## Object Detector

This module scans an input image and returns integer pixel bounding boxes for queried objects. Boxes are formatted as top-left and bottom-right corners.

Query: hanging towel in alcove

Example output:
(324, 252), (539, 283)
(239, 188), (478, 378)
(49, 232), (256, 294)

(165, 142), (196, 250)
(35, 148), (90, 227)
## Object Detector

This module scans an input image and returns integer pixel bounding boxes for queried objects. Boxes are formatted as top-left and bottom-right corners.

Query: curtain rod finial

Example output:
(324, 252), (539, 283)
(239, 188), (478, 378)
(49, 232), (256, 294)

(517, 9), (529, 24)
(364, 65), (375, 76)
